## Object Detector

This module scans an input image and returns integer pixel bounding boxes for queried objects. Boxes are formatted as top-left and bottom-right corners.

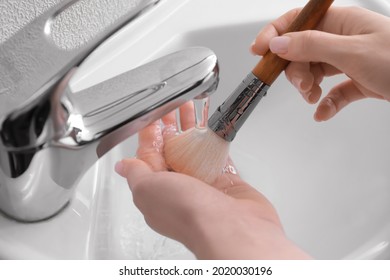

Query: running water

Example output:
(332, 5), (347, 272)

(193, 97), (210, 129)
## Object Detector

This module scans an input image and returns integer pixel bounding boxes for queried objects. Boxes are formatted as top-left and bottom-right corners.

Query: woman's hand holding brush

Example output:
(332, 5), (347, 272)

(251, 6), (390, 121)
(115, 103), (310, 259)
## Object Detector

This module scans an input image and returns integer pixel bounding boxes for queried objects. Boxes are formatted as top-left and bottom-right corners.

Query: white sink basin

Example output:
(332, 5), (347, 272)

(1, 0), (390, 259)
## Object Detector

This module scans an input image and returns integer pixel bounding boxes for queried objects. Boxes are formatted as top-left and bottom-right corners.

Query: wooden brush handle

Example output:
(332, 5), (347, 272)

(252, 0), (334, 85)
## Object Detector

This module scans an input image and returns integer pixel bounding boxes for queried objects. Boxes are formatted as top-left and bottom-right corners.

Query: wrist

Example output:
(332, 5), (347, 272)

(185, 204), (310, 259)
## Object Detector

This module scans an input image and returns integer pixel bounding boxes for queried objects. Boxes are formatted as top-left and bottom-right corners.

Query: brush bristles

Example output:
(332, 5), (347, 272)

(164, 127), (230, 184)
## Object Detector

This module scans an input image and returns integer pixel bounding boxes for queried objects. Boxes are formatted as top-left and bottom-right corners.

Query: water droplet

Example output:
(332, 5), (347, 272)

(223, 165), (237, 175)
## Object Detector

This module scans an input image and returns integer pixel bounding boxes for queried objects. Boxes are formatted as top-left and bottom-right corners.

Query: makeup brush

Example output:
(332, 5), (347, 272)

(164, 0), (334, 184)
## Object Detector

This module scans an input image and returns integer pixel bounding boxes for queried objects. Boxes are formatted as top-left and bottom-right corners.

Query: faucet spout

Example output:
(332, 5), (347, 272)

(0, 47), (219, 221)
(66, 47), (218, 156)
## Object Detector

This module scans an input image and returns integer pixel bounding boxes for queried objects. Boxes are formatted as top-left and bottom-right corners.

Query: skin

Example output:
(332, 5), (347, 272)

(116, 103), (310, 259)
(251, 6), (390, 121)
(116, 6), (390, 259)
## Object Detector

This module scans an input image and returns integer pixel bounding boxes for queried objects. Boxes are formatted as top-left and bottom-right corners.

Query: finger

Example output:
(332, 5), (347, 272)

(115, 158), (154, 189)
(314, 80), (367, 122)
(161, 109), (177, 126)
(161, 109), (178, 140)
(285, 62), (338, 90)
(136, 120), (167, 171)
(285, 62), (327, 104)
(251, 7), (380, 56)
(284, 59), (341, 81)
(251, 23), (280, 55)
(120, 164), (233, 244)
(118, 159), (192, 237)
(269, 30), (358, 72)
(308, 63), (342, 104)
(179, 101), (196, 131)
(285, 62), (314, 101)
(251, 8), (301, 55)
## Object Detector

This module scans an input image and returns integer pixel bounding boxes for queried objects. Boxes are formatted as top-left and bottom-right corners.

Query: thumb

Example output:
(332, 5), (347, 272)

(115, 158), (153, 190)
(269, 30), (354, 70)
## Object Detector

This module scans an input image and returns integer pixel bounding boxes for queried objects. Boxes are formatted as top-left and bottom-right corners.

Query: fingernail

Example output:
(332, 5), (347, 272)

(314, 98), (336, 122)
(314, 105), (326, 122)
(308, 92), (319, 104)
(270, 36), (290, 54)
(115, 161), (124, 177)
(249, 41), (257, 55)
(307, 92), (315, 103)
(291, 77), (302, 90)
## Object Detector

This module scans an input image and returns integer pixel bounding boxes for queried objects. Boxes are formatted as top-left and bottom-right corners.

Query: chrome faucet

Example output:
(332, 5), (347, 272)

(0, 0), (219, 222)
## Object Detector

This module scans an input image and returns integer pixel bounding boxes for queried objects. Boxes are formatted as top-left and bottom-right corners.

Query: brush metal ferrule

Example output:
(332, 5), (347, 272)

(208, 72), (269, 142)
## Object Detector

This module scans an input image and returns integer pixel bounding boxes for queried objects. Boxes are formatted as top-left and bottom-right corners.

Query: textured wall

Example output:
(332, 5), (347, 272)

(0, 0), (62, 44)
(50, 0), (143, 50)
